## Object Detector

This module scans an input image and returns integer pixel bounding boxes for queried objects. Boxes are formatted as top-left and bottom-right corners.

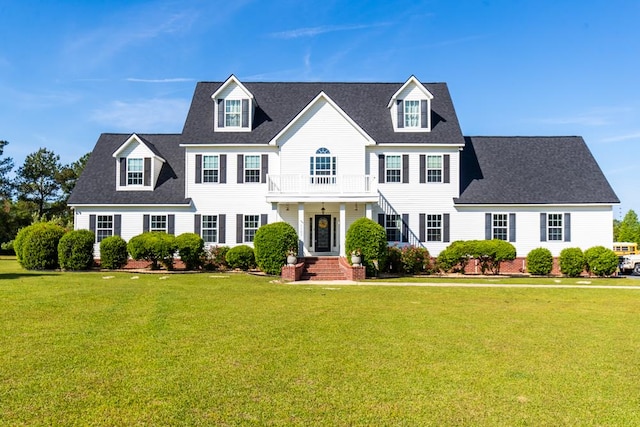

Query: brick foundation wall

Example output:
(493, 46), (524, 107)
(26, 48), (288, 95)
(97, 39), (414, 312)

(281, 263), (304, 281)
(462, 257), (562, 276)
(94, 258), (187, 270)
(339, 257), (366, 281)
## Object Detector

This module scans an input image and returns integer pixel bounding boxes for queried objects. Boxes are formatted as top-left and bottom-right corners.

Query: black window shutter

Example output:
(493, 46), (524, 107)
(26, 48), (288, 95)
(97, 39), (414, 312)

(237, 154), (244, 184)
(564, 213), (571, 242)
(220, 154), (227, 183)
(120, 158), (127, 186)
(217, 99), (224, 128)
(89, 215), (96, 232)
(236, 214), (243, 243)
(402, 213), (409, 243)
(219, 214), (226, 243)
(378, 155), (385, 184)
(419, 213), (425, 242)
(378, 213), (385, 227)
(443, 213), (450, 242)
(194, 214), (201, 235)
(261, 214), (268, 226)
(143, 158), (151, 187)
(509, 213), (516, 242)
(114, 215), (122, 237)
(261, 154), (268, 184)
(143, 214), (150, 232)
(540, 213), (547, 241)
(168, 215), (175, 235)
(419, 155), (426, 183)
(241, 99), (249, 128)
(485, 213), (492, 240)
(195, 154), (202, 184)
(402, 155), (409, 183)
(397, 100), (404, 128)
(443, 155), (450, 184)
(421, 99), (428, 128)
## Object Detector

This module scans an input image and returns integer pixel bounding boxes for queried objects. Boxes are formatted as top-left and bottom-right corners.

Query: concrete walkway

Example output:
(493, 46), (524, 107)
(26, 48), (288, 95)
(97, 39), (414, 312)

(288, 280), (640, 290)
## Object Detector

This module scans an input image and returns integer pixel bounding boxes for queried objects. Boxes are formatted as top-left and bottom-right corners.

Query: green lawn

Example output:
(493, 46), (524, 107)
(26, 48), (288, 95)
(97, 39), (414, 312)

(1, 257), (640, 426)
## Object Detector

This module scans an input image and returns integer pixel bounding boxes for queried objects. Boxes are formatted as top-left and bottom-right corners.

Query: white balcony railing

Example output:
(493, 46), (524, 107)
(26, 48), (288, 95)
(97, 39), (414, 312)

(267, 174), (376, 196)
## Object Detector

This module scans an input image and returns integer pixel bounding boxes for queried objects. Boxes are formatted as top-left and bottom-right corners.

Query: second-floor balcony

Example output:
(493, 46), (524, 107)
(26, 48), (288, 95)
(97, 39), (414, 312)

(266, 174), (378, 201)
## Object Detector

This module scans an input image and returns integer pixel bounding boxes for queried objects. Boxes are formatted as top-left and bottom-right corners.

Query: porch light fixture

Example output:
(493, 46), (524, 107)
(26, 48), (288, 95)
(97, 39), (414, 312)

(285, 203), (289, 211)
(355, 203), (358, 211)
(321, 202), (325, 214)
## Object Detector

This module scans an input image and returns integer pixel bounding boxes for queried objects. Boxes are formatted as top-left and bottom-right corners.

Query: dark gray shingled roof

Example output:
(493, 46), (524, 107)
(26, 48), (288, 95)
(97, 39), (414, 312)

(181, 81), (465, 145)
(456, 136), (620, 205)
(68, 133), (191, 206)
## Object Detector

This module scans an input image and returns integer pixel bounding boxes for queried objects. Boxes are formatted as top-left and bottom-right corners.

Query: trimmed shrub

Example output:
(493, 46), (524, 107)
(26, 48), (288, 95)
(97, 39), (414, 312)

(526, 247), (553, 275)
(401, 245), (431, 275)
(382, 245), (403, 274)
(127, 232), (177, 270)
(176, 233), (205, 270)
(226, 245), (256, 270)
(100, 235), (129, 270)
(203, 245), (230, 271)
(436, 241), (471, 273)
(18, 222), (66, 270)
(345, 217), (387, 276)
(58, 229), (95, 270)
(559, 247), (585, 277)
(468, 239), (516, 275)
(13, 227), (31, 264)
(584, 246), (618, 277)
(253, 222), (298, 275)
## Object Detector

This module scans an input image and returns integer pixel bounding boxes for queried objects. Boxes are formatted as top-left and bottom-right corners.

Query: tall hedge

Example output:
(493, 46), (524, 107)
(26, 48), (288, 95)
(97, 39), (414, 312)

(128, 232), (177, 270)
(559, 247), (585, 277)
(100, 235), (129, 269)
(526, 247), (553, 275)
(345, 217), (387, 276)
(16, 222), (66, 270)
(253, 222), (298, 275)
(176, 233), (205, 270)
(584, 246), (618, 277)
(58, 229), (95, 270)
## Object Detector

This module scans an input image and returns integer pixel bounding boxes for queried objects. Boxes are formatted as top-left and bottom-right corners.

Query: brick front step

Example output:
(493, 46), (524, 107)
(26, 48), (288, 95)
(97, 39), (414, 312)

(302, 256), (347, 281)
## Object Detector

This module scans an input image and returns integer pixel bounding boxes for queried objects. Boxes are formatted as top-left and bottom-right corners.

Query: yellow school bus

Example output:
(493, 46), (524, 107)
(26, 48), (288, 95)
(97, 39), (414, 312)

(613, 242), (639, 256)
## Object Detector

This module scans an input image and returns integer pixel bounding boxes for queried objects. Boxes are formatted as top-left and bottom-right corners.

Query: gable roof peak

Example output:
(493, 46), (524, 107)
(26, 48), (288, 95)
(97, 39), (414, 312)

(387, 75), (434, 108)
(112, 133), (166, 162)
(211, 74), (254, 100)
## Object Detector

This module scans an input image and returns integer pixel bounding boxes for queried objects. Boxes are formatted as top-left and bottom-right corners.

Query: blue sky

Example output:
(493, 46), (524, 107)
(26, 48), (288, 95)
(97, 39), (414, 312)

(0, 0), (638, 218)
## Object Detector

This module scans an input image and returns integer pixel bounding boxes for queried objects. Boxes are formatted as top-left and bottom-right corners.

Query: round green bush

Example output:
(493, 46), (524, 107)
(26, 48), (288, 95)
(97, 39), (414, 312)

(253, 222), (298, 275)
(436, 241), (470, 273)
(225, 245), (256, 270)
(401, 245), (430, 275)
(176, 233), (205, 270)
(526, 247), (553, 275)
(18, 222), (66, 270)
(13, 226), (31, 264)
(128, 232), (177, 270)
(382, 245), (402, 273)
(584, 246), (618, 277)
(559, 247), (585, 277)
(100, 235), (129, 270)
(58, 229), (95, 270)
(345, 217), (387, 276)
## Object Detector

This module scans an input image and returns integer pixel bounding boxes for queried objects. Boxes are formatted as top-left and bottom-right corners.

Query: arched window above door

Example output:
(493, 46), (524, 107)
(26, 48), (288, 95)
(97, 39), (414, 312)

(310, 148), (337, 184)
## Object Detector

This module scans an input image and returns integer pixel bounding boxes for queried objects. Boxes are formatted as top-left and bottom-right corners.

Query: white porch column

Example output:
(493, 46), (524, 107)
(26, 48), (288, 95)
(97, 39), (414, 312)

(297, 202), (305, 256)
(366, 203), (373, 220)
(339, 203), (346, 256)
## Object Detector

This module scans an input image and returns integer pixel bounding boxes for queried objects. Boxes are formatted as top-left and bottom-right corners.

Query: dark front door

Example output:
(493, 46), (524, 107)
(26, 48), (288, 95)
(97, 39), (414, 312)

(315, 215), (331, 252)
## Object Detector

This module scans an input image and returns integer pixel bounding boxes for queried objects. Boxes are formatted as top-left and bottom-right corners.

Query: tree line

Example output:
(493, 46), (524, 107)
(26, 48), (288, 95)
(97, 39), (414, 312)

(0, 140), (89, 249)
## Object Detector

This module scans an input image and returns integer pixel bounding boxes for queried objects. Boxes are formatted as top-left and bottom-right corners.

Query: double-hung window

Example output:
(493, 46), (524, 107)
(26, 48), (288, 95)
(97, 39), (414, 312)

(203, 155), (219, 183)
(127, 158), (143, 185)
(150, 215), (167, 232)
(385, 155), (401, 183)
(244, 155), (261, 183)
(427, 214), (442, 242)
(492, 214), (508, 240)
(548, 213), (563, 241)
(201, 215), (218, 244)
(310, 148), (337, 184)
(225, 100), (241, 127)
(385, 214), (402, 242)
(244, 215), (260, 242)
(427, 155), (442, 183)
(96, 215), (113, 242)
(404, 100), (420, 128)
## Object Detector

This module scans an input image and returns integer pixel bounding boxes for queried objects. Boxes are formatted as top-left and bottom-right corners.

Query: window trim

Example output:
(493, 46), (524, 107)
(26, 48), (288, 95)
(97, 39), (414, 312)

(244, 155), (261, 183)
(547, 213), (563, 241)
(201, 215), (218, 244)
(225, 99), (242, 127)
(127, 158), (144, 186)
(385, 155), (402, 183)
(96, 215), (114, 243)
(385, 214), (402, 242)
(150, 215), (168, 233)
(310, 148), (337, 184)
(492, 213), (509, 241)
(202, 155), (219, 183)
(404, 100), (420, 128)
(426, 155), (443, 183)
(244, 214), (260, 243)
(426, 214), (442, 242)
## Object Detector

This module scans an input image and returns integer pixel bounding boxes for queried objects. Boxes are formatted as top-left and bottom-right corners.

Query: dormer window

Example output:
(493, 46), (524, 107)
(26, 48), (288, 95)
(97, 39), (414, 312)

(225, 100), (242, 127)
(212, 75), (255, 132)
(389, 76), (434, 132)
(404, 100), (420, 128)
(127, 158), (144, 185)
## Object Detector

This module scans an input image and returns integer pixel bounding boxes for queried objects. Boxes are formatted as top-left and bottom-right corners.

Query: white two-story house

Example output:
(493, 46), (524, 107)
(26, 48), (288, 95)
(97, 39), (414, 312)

(69, 75), (619, 263)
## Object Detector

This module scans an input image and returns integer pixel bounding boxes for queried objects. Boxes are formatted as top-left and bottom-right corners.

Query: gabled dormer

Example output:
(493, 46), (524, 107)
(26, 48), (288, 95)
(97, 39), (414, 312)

(211, 75), (254, 132)
(112, 133), (166, 191)
(388, 75), (434, 132)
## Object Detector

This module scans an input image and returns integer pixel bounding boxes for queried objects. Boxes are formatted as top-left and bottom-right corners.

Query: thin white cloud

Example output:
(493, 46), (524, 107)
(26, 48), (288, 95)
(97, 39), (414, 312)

(601, 132), (640, 143)
(270, 22), (391, 39)
(126, 78), (194, 83)
(90, 98), (189, 132)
